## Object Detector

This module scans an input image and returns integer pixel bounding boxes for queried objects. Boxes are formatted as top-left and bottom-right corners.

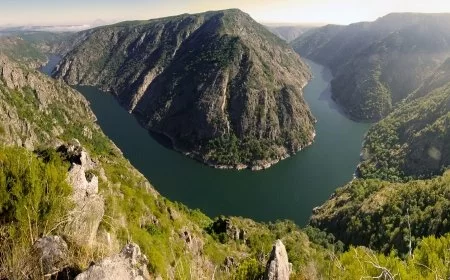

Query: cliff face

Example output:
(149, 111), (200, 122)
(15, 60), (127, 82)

(0, 53), (96, 149)
(54, 9), (315, 170)
(292, 13), (450, 121)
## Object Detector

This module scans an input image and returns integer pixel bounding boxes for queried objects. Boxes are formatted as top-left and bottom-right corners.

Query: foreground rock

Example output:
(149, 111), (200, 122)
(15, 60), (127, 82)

(33, 236), (68, 276)
(263, 240), (291, 280)
(60, 141), (104, 246)
(75, 243), (150, 280)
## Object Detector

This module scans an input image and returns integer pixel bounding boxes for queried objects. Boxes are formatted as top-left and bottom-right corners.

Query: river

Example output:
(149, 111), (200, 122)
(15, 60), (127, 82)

(42, 57), (370, 225)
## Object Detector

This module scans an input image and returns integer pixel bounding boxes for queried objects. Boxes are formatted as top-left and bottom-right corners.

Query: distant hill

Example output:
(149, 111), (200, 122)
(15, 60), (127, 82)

(0, 25), (91, 32)
(265, 25), (317, 42)
(54, 9), (316, 170)
(292, 13), (450, 120)
(0, 32), (77, 67)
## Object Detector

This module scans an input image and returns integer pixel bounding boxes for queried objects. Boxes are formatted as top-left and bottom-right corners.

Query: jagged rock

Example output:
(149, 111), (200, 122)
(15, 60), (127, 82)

(208, 217), (246, 242)
(139, 213), (159, 230)
(0, 54), (95, 150)
(75, 243), (150, 280)
(239, 229), (247, 241)
(174, 228), (212, 279)
(263, 240), (291, 280)
(223, 256), (236, 273)
(82, 126), (93, 139)
(179, 228), (204, 255)
(33, 236), (68, 276)
(181, 230), (192, 244)
(61, 141), (104, 246)
(65, 194), (104, 246)
(167, 207), (180, 221)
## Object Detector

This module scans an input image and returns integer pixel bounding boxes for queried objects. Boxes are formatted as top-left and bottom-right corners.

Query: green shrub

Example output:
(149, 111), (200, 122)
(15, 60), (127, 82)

(233, 258), (264, 280)
(0, 146), (72, 279)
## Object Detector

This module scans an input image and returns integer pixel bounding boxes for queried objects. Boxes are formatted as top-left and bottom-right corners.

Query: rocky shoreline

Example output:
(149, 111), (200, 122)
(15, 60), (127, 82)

(189, 130), (317, 171)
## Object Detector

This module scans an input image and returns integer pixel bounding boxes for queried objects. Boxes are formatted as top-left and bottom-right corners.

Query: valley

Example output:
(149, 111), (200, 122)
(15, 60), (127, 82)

(42, 56), (370, 225)
(2, 5), (450, 280)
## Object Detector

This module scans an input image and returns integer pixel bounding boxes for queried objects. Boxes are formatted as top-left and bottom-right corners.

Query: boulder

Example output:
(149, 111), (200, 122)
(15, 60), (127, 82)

(263, 240), (291, 280)
(75, 243), (150, 280)
(33, 235), (68, 276)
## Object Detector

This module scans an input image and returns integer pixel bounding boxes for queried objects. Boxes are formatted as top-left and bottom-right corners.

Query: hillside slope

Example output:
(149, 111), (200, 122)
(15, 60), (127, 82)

(0, 32), (77, 68)
(54, 9), (316, 170)
(292, 13), (450, 120)
(358, 60), (450, 181)
(310, 172), (450, 255)
(310, 56), (450, 259)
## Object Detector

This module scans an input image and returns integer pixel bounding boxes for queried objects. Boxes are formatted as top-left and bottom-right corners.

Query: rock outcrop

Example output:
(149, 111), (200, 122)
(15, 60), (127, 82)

(208, 217), (247, 242)
(60, 140), (104, 246)
(54, 9), (315, 170)
(0, 54), (95, 149)
(263, 240), (291, 280)
(33, 236), (69, 276)
(75, 243), (150, 280)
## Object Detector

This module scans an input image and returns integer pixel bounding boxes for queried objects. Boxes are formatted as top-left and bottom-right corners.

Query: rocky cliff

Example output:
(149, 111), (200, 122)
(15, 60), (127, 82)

(54, 9), (315, 170)
(0, 53), (97, 149)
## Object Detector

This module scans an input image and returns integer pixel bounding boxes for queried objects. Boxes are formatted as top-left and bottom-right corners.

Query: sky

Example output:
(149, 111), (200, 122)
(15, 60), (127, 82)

(1, 0), (450, 26)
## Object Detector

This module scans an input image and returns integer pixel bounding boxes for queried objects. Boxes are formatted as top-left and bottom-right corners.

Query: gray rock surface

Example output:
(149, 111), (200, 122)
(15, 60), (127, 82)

(61, 141), (104, 246)
(75, 243), (150, 280)
(33, 235), (68, 276)
(263, 240), (291, 280)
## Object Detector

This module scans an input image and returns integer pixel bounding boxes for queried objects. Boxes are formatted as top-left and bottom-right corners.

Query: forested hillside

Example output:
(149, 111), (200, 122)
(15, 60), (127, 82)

(293, 13), (450, 120)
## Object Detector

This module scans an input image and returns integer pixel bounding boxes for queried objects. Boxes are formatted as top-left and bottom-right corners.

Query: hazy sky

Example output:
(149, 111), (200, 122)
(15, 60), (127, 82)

(2, 0), (450, 26)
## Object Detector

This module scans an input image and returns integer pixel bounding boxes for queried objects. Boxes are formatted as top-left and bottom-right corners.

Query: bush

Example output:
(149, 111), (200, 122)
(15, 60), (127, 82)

(0, 146), (72, 279)
(233, 258), (264, 280)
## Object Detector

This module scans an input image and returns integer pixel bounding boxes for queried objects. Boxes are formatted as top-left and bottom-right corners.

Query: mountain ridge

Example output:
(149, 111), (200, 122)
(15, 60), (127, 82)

(54, 9), (316, 170)
(292, 12), (450, 121)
